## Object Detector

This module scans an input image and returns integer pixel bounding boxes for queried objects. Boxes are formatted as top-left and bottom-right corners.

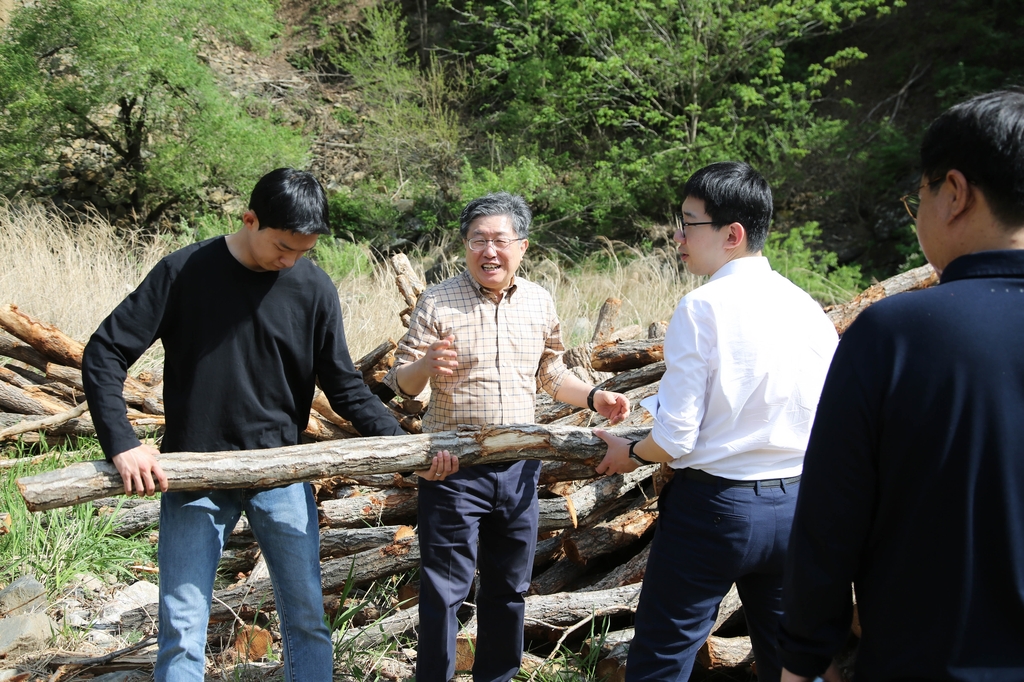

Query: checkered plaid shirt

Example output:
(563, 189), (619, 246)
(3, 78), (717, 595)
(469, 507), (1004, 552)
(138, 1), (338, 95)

(383, 270), (571, 433)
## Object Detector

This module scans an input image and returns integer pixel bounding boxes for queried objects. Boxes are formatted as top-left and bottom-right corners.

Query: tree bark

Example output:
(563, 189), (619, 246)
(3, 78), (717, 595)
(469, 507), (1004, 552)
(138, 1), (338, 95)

(522, 584), (642, 641)
(825, 263), (937, 335)
(0, 365), (39, 389)
(538, 465), (655, 532)
(391, 253), (425, 327)
(596, 362), (666, 394)
(591, 339), (664, 372)
(696, 635), (753, 670)
(320, 488), (419, 528)
(591, 298), (622, 344)
(18, 423), (651, 511)
(0, 402), (89, 441)
(45, 363), (160, 414)
(583, 543), (650, 592)
(0, 304), (86, 368)
(0, 379), (70, 415)
(0, 331), (51, 372)
(562, 504), (656, 566)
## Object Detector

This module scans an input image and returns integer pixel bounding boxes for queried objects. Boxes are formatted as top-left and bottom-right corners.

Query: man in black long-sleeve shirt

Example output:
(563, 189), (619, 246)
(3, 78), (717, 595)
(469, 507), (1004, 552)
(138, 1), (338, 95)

(83, 169), (456, 682)
(779, 90), (1024, 681)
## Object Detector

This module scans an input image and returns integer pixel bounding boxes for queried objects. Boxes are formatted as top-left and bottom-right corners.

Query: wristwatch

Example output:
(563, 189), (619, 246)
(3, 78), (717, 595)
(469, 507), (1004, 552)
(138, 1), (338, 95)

(628, 440), (647, 465)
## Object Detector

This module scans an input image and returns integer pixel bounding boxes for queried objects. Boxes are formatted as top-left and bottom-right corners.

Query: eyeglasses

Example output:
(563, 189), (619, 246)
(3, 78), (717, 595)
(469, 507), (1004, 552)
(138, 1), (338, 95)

(465, 237), (524, 252)
(673, 221), (718, 239)
(900, 178), (945, 219)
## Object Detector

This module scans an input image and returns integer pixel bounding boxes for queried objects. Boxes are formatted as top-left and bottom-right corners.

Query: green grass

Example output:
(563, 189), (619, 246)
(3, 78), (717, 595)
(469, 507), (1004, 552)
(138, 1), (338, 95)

(0, 437), (158, 595)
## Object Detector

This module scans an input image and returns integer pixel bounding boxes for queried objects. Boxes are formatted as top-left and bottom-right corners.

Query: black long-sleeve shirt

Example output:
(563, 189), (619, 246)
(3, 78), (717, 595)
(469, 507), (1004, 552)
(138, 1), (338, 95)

(779, 250), (1024, 680)
(83, 236), (403, 458)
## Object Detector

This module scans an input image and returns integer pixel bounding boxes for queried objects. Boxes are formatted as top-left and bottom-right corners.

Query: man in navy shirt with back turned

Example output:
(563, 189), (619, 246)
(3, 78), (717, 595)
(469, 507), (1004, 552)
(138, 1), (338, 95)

(779, 89), (1024, 681)
(82, 168), (456, 682)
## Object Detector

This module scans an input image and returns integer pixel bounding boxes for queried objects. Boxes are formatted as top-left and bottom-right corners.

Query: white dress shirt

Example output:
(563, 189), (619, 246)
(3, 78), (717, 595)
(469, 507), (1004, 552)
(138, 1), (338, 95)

(641, 257), (838, 480)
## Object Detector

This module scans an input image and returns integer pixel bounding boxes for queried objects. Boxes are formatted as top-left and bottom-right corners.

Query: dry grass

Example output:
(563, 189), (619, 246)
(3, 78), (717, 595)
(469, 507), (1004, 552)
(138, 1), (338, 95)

(0, 204), (696, 365)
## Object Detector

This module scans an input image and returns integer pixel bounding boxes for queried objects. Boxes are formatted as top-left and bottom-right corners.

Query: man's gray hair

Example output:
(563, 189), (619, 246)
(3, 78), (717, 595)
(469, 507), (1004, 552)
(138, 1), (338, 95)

(459, 192), (532, 239)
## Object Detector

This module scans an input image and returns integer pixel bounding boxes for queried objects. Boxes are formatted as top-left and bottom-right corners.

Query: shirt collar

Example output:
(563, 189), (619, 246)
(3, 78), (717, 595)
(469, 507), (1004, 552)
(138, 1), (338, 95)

(940, 250), (1024, 284)
(708, 256), (772, 283)
(462, 269), (519, 302)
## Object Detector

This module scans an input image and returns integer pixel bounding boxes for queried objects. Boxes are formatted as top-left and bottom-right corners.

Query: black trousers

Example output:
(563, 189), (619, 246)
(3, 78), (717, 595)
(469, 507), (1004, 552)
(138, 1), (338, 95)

(416, 460), (541, 682)
(626, 474), (799, 682)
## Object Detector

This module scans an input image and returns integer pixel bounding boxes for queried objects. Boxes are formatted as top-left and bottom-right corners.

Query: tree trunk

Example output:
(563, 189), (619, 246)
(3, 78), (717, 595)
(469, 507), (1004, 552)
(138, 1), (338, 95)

(538, 465), (655, 532)
(45, 363), (160, 414)
(591, 298), (623, 344)
(596, 362), (666, 394)
(18, 423), (651, 511)
(522, 584), (642, 641)
(825, 263), (937, 335)
(562, 505), (657, 566)
(583, 543), (650, 592)
(0, 379), (70, 415)
(0, 366), (39, 389)
(391, 253), (425, 327)
(0, 304), (86, 369)
(320, 488), (419, 528)
(591, 339), (664, 372)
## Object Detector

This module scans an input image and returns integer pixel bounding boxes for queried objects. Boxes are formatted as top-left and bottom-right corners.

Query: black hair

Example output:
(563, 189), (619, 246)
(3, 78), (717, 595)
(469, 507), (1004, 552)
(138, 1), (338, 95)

(248, 168), (331, 235)
(682, 161), (773, 252)
(921, 88), (1024, 227)
(459, 192), (532, 239)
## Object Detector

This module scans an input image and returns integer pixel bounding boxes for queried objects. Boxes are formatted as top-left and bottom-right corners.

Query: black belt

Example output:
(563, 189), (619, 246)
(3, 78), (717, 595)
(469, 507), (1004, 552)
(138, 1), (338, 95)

(680, 468), (800, 488)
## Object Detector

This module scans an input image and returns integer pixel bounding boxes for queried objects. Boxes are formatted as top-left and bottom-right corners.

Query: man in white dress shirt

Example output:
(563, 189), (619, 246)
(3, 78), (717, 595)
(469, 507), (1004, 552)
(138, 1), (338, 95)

(596, 161), (838, 682)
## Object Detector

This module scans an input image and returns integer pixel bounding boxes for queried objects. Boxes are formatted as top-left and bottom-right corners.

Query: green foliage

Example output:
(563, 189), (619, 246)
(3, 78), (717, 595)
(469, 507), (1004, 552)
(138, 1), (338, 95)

(312, 237), (374, 280)
(0, 440), (157, 594)
(0, 0), (307, 224)
(765, 222), (864, 304)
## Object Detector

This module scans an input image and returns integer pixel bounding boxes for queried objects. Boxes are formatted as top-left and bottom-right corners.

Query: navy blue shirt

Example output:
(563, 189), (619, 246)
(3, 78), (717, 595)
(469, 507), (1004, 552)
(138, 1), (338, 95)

(780, 250), (1024, 681)
(83, 236), (403, 458)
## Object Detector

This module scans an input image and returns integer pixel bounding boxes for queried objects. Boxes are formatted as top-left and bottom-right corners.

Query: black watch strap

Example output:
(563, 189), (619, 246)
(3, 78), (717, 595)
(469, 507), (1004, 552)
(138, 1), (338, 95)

(628, 440), (646, 465)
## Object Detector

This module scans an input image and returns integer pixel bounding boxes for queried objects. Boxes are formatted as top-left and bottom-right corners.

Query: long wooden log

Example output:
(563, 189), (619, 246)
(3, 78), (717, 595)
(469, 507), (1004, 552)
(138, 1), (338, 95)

(0, 304), (86, 368)
(583, 543), (651, 592)
(0, 332), (50, 371)
(0, 365), (39, 389)
(538, 465), (655, 532)
(596, 362), (666, 394)
(522, 584), (642, 640)
(825, 263), (937, 335)
(391, 253), (425, 327)
(17, 423), (652, 511)
(591, 339), (664, 373)
(320, 488), (419, 528)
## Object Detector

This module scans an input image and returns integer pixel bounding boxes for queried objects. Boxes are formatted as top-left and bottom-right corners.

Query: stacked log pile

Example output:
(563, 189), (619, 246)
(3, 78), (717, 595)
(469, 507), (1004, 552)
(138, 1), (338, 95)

(1, 260), (937, 677)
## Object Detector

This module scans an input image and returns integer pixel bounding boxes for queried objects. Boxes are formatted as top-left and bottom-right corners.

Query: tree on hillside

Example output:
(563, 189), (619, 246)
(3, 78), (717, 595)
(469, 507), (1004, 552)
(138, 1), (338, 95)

(0, 0), (307, 226)
(438, 0), (902, 235)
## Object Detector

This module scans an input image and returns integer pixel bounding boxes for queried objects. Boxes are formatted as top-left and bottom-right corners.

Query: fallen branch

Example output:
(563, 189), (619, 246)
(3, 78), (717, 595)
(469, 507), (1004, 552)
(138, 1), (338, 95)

(0, 402), (89, 441)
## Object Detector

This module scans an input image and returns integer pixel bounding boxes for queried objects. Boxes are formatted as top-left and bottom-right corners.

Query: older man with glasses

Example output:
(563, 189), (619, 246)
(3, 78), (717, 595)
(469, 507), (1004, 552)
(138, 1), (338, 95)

(383, 191), (630, 682)
(780, 88), (1024, 681)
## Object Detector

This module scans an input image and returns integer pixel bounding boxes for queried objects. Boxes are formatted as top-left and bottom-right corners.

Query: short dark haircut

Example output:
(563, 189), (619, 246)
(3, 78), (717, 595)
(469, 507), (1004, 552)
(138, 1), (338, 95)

(248, 168), (331, 235)
(682, 162), (773, 252)
(459, 192), (532, 239)
(921, 88), (1024, 227)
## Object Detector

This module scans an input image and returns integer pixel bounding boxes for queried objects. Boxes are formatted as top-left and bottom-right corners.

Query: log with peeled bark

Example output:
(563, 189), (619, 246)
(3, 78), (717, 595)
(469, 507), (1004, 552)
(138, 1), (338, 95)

(390, 253), (425, 327)
(304, 410), (357, 441)
(538, 465), (656, 532)
(697, 635), (754, 670)
(0, 365), (39, 389)
(563, 343), (613, 387)
(825, 263), (937, 335)
(591, 298), (623, 344)
(18, 423), (651, 511)
(320, 525), (414, 559)
(0, 332), (50, 372)
(0, 304), (86, 369)
(0, 402), (89, 441)
(591, 339), (664, 372)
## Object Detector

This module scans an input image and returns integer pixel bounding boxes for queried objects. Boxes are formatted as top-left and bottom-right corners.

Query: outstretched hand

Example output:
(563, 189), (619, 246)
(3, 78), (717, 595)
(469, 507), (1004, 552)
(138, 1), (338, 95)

(112, 443), (168, 496)
(594, 389), (630, 425)
(416, 449), (460, 481)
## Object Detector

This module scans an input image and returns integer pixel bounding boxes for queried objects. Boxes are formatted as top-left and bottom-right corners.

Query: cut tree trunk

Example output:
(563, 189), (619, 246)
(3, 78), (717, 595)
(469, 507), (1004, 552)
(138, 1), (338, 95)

(0, 304), (86, 369)
(0, 365), (39, 389)
(825, 263), (937, 335)
(391, 253), (425, 327)
(45, 363), (161, 414)
(320, 525), (414, 559)
(562, 503), (656, 566)
(591, 298), (622, 344)
(0, 379), (71, 415)
(18, 423), (651, 511)
(538, 465), (656, 532)
(591, 339), (664, 372)
(522, 584), (642, 641)
(0, 402), (89, 441)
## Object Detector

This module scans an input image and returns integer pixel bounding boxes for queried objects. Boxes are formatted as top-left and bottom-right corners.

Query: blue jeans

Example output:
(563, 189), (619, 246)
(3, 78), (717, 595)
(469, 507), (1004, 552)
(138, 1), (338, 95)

(154, 483), (332, 682)
(625, 475), (798, 682)
(416, 460), (541, 682)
